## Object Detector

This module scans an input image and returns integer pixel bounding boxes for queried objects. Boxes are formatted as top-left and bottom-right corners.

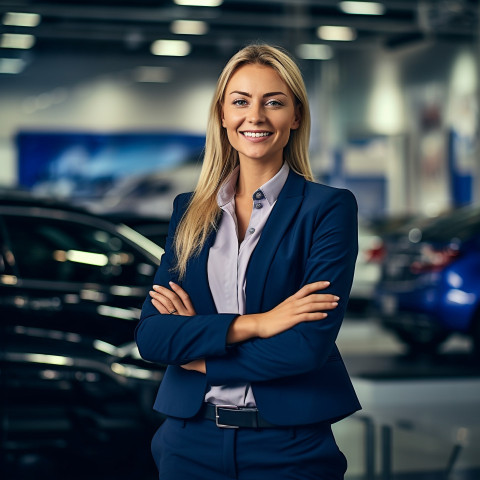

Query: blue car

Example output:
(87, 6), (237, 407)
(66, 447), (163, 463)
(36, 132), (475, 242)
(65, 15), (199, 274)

(376, 204), (480, 353)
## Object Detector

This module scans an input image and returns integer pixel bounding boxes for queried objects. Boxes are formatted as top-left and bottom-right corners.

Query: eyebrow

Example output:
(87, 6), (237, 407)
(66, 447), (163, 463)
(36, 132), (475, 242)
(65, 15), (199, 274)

(228, 90), (288, 98)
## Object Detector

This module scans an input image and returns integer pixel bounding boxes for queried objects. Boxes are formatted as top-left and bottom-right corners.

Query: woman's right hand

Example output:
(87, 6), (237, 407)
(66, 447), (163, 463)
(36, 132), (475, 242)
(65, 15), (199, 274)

(227, 281), (339, 343)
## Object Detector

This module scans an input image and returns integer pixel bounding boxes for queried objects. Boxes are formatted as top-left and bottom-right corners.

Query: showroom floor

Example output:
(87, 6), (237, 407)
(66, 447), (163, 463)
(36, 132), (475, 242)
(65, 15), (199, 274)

(334, 310), (480, 480)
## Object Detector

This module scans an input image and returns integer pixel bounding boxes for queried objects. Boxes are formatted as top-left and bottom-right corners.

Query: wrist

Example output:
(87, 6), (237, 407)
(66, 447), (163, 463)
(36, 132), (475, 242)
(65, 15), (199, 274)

(227, 314), (259, 344)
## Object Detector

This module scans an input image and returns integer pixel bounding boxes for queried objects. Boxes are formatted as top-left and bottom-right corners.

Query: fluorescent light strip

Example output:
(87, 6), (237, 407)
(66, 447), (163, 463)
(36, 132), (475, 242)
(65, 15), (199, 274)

(151, 39), (191, 56)
(0, 33), (36, 49)
(171, 20), (209, 35)
(339, 1), (385, 15)
(296, 44), (333, 60)
(3, 12), (41, 27)
(317, 25), (357, 41)
(174, 0), (223, 6)
(0, 58), (25, 73)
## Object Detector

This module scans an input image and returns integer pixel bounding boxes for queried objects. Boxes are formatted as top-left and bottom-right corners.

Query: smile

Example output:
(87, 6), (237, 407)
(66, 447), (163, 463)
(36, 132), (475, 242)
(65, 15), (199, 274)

(242, 132), (272, 138)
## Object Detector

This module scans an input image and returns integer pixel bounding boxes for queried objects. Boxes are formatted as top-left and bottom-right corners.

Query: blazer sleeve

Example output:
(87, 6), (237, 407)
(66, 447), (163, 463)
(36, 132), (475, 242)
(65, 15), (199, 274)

(135, 194), (238, 365)
(206, 188), (358, 385)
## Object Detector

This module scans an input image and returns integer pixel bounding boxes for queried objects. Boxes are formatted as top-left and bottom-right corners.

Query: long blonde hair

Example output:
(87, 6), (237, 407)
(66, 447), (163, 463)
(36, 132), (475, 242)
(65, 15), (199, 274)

(174, 44), (313, 279)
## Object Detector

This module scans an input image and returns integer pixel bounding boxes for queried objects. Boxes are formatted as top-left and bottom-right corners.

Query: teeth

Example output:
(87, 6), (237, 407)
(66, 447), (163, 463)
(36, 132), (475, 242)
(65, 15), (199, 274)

(243, 132), (270, 138)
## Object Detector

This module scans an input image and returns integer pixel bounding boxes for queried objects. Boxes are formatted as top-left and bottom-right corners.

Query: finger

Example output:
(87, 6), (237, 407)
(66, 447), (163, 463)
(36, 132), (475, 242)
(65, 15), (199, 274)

(301, 312), (329, 321)
(153, 284), (181, 302)
(294, 301), (338, 315)
(151, 298), (170, 314)
(310, 301), (338, 311)
(152, 285), (185, 311)
(293, 281), (330, 299)
(169, 282), (195, 312)
(294, 295), (339, 310)
(149, 290), (170, 307)
(150, 289), (184, 315)
(300, 293), (339, 304)
(150, 291), (176, 314)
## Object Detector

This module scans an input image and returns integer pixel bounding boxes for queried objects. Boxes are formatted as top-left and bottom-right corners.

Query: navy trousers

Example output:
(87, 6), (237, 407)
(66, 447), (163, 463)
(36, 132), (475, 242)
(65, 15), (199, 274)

(151, 414), (347, 479)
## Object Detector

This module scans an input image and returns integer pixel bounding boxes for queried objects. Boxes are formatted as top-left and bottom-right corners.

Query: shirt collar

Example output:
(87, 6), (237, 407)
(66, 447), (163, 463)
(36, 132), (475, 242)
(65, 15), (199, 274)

(216, 162), (290, 208)
(257, 162), (289, 206)
(217, 166), (240, 208)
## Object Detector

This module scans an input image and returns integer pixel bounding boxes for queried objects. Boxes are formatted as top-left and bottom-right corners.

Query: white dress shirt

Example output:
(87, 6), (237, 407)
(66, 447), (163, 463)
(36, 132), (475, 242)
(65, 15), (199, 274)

(205, 162), (290, 406)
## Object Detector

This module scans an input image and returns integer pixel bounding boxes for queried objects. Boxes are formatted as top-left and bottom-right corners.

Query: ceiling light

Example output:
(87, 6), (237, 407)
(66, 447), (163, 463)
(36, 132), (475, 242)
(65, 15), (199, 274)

(0, 58), (26, 74)
(174, 0), (223, 6)
(133, 66), (173, 83)
(339, 2), (385, 15)
(3, 12), (41, 27)
(151, 39), (191, 56)
(296, 44), (333, 60)
(0, 33), (36, 49)
(317, 26), (357, 41)
(171, 20), (209, 35)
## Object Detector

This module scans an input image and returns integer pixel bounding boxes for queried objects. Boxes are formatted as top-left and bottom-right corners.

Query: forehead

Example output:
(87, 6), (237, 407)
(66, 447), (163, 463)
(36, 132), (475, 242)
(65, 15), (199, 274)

(226, 64), (290, 93)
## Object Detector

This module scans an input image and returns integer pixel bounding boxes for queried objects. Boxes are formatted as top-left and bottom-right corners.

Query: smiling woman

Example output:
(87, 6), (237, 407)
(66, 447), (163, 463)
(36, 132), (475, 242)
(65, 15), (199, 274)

(135, 44), (360, 480)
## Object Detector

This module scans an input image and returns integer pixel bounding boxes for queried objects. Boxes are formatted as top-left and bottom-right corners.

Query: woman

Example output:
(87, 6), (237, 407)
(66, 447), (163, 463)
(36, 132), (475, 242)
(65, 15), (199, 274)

(136, 44), (361, 480)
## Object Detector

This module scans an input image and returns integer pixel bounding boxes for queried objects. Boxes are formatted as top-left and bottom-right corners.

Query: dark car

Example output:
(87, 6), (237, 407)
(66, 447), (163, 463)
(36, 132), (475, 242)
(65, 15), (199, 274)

(376, 204), (480, 353)
(0, 192), (164, 345)
(1, 325), (164, 479)
(0, 192), (166, 477)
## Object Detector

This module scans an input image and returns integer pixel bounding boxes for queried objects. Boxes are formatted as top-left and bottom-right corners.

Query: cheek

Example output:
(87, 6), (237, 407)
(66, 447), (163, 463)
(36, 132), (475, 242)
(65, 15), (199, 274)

(223, 109), (243, 129)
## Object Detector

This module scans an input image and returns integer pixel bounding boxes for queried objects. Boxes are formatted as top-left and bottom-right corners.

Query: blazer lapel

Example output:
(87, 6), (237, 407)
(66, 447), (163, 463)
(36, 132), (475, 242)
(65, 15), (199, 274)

(245, 171), (306, 314)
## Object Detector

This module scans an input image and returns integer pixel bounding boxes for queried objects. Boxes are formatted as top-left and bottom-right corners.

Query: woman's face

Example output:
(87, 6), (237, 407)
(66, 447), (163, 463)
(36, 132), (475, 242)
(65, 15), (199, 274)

(221, 63), (300, 167)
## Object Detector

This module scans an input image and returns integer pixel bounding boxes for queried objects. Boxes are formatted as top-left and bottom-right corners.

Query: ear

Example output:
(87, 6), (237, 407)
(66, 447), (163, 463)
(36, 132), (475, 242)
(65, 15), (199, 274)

(291, 104), (301, 130)
(221, 106), (226, 128)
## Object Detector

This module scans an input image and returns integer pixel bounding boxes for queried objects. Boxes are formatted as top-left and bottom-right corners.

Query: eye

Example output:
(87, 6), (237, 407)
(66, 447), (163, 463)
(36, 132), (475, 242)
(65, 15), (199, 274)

(266, 99), (283, 107)
(233, 99), (248, 106)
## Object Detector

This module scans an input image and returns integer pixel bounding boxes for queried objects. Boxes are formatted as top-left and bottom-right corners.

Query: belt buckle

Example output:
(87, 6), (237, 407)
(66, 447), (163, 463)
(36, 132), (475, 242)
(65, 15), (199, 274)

(215, 404), (239, 429)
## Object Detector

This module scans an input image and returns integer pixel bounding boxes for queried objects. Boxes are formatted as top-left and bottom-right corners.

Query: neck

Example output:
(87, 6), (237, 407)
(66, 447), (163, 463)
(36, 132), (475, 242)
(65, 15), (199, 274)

(236, 158), (283, 197)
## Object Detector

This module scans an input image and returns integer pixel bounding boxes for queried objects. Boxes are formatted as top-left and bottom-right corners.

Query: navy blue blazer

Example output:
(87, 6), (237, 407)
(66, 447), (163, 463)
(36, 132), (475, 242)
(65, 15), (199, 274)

(136, 170), (361, 426)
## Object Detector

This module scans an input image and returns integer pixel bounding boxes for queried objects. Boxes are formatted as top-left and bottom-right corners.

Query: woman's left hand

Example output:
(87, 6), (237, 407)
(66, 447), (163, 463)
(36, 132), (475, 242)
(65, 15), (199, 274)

(149, 281), (196, 316)
(149, 282), (204, 373)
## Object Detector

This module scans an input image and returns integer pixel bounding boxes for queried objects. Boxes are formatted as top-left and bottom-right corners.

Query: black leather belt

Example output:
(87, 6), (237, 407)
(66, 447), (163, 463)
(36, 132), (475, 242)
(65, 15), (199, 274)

(202, 403), (277, 429)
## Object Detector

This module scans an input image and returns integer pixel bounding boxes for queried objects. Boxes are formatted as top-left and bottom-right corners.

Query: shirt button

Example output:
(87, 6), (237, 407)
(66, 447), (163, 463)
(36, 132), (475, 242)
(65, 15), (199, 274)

(254, 203), (263, 209)
(253, 190), (265, 200)
(248, 227), (255, 234)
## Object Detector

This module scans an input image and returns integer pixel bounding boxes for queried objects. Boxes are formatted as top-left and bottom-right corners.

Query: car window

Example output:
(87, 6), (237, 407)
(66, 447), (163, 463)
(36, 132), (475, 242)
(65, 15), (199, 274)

(2, 214), (156, 286)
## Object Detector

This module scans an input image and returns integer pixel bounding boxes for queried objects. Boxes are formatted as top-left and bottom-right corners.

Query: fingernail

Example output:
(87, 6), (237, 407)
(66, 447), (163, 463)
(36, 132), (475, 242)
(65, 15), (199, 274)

(333, 296), (340, 301)
(322, 281), (330, 285)
(331, 302), (338, 307)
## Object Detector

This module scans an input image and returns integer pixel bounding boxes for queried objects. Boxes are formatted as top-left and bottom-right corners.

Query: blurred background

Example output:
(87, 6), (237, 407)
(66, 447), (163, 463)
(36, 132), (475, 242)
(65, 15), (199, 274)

(1, 1), (480, 479)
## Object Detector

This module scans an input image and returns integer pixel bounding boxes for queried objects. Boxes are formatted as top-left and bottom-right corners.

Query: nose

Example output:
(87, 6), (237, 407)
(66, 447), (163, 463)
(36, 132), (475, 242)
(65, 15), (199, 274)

(247, 102), (265, 124)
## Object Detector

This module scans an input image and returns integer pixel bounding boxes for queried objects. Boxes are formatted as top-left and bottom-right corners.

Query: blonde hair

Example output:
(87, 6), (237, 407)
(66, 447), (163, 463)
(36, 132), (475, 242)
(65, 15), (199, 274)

(174, 44), (313, 279)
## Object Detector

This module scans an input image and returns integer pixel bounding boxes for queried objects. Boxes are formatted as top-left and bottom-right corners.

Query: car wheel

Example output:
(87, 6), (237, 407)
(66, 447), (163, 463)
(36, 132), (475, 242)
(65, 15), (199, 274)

(394, 329), (449, 354)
